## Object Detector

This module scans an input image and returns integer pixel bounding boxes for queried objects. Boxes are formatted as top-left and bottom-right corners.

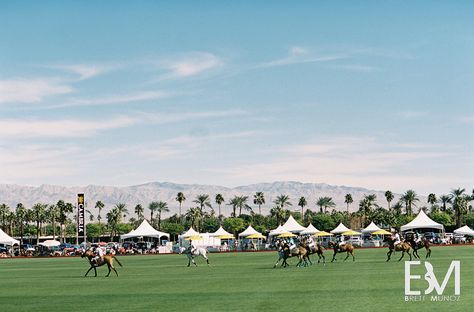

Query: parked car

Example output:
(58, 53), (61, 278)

(453, 234), (466, 244)
(22, 244), (35, 252)
(346, 237), (363, 247)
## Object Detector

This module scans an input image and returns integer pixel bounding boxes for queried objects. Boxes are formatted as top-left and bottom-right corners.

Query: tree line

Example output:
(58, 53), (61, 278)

(1, 188), (473, 244)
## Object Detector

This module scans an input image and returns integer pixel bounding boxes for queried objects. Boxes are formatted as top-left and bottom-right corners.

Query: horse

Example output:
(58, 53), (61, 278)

(179, 246), (210, 267)
(81, 249), (122, 277)
(385, 237), (412, 262)
(408, 237), (431, 259)
(273, 241), (309, 268)
(302, 238), (326, 265)
(328, 241), (355, 262)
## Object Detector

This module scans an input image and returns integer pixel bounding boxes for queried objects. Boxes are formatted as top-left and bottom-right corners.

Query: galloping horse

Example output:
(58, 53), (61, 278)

(385, 237), (412, 262)
(408, 237), (431, 259)
(302, 237), (325, 265)
(328, 241), (355, 262)
(273, 241), (310, 268)
(179, 246), (210, 267)
(81, 249), (122, 277)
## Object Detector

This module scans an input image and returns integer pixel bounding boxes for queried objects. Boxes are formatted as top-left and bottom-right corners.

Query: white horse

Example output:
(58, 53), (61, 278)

(179, 246), (210, 267)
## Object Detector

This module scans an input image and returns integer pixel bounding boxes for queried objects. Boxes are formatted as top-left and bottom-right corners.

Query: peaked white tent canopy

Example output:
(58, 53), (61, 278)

(181, 227), (200, 238)
(330, 223), (351, 234)
(400, 210), (444, 232)
(0, 228), (19, 245)
(454, 225), (474, 236)
(362, 222), (382, 233)
(239, 225), (262, 237)
(269, 225), (289, 237)
(281, 215), (306, 233)
(121, 219), (170, 240)
(300, 223), (320, 235)
(210, 226), (233, 237)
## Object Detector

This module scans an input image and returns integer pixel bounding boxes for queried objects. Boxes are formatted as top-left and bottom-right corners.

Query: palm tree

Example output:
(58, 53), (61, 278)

(15, 203), (27, 245)
(270, 206), (290, 225)
(451, 188), (469, 227)
(439, 195), (452, 211)
(95, 201), (104, 225)
(134, 204), (144, 221)
(298, 196), (307, 219)
(86, 210), (94, 222)
(385, 191), (394, 211)
(32, 203), (46, 245)
(107, 203), (128, 240)
(344, 194), (353, 213)
(193, 194), (213, 213)
(175, 192), (186, 221)
(47, 204), (59, 241)
(358, 195), (377, 225)
(274, 195), (292, 210)
(57, 200), (74, 243)
(215, 194), (225, 217)
(427, 193), (437, 212)
(253, 192), (265, 215)
(186, 207), (203, 231)
(156, 201), (169, 229)
(392, 201), (403, 216)
(0, 203), (11, 232)
(316, 197), (335, 213)
(148, 201), (160, 224)
(401, 190), (419, 216)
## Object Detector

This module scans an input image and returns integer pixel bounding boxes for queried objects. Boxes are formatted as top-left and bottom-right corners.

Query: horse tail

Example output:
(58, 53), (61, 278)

(114, 256), (123, 267)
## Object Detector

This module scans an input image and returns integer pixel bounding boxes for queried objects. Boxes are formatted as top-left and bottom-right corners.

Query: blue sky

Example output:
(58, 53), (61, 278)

(0, 1), (473, 195)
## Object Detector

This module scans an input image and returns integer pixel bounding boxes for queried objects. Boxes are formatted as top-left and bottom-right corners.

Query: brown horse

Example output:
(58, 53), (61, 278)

(385, 237), (412, 262)
(273, 241), (310, 268)
(81, 249), (123, 277)
(409, 238), (431, 259)
(301, 238), (326, 265)
(328, 241), (355, 262)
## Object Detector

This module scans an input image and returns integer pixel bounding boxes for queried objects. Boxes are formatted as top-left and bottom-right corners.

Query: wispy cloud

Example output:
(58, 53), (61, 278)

(0, 78), (72, 104)
(0, 116), (136, 138)
(48, 91), (169, 109)
(398, 111), (428, 120)
(332, 64), (380, 72)
(151, 52), (223, 80)
(260, 46), (346, 68)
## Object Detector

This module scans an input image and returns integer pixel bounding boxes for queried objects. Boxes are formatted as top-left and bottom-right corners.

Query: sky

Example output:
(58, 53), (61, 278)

(0, 1), (473, 195)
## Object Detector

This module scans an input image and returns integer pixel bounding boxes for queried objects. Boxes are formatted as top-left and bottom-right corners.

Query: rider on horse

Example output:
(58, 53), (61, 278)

(92, 246), (104, 266)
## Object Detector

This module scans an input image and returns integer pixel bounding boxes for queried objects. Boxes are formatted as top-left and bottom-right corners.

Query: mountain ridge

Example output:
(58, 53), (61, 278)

(0, 181), (411, 217)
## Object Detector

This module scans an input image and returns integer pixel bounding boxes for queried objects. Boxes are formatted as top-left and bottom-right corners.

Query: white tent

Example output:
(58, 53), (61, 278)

(181, 227), (200, 238)
(120, 219), (170, 240)
(362, 222), (382, 233)
(269, 225), (288, 236)
(281, 215), (306, 233)
(238, 225), (262, 237)
(454, 225), (474, 236)
(400, 210), (444, 232)
(210, 226), (233, 238)
(330, 223), (351, 234)
(300, 223), (320, 235)
(39, 240), (60, 247)
(0, 228), (19, 245)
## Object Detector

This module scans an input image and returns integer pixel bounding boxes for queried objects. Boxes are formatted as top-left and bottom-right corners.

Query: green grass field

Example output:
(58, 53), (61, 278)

(1, 246), (473, 312)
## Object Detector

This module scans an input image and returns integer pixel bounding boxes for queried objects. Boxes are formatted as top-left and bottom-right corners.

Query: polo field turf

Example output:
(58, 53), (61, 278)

(1, 246), (473, 312)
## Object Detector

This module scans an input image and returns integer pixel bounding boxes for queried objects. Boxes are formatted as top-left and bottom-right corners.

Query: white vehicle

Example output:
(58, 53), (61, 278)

(346, 237), (363, 247)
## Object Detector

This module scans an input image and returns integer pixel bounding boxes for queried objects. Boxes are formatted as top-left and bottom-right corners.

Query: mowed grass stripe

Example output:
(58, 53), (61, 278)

(0, 246), (473, 312)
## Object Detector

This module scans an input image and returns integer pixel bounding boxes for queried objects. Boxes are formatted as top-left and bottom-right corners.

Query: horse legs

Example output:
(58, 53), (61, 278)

(398, 251), (405, 262)
(351, 251), (355, 261)
(343, 251), (350, 262)
(204, 256), (210, 266)
(426, 247), (431, 259)
(331, 252), (337, 262)
(84, 266), (94, 277)
(386, 250), (392, 262)
(413, 248), (420, 259)
(106, 264), (112, 277)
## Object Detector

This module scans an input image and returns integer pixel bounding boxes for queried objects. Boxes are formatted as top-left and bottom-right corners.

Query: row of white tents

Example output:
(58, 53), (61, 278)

(2, 210), (474, 248)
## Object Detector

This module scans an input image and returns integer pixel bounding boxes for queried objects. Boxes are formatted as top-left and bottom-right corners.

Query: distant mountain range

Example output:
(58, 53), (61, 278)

(0, 181), (411, 217)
